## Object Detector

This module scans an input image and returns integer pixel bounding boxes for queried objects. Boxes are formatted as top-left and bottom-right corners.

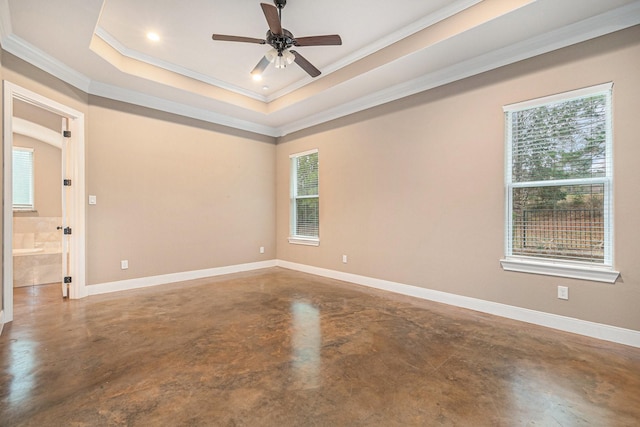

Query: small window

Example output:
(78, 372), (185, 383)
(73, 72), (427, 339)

(13, 147), (35, 211)
(289, 149), (319, 246)
(501, 83), (619, 283)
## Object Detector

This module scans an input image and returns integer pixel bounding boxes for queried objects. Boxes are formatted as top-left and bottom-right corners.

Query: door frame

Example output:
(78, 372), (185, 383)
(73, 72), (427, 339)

(2, 81), (86, 324)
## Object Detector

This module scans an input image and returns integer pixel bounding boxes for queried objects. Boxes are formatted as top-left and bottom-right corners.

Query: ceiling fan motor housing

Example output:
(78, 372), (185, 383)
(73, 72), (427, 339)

(266, 29), (295, 53)
(274, 0), (287, 9)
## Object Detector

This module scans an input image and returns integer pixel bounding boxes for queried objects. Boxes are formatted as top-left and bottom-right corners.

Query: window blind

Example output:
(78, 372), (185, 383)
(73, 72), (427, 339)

(13, 147), (35, 210)
(290, 150), (319, 239)
(510, 94), (610, 183)
(505, 84), (612, 266)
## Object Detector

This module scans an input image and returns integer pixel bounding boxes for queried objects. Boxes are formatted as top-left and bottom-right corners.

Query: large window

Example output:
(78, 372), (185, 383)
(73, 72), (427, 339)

(501, 83), (619, 283)
(13, 147), (35, 211)
(289, 149), (319, 246)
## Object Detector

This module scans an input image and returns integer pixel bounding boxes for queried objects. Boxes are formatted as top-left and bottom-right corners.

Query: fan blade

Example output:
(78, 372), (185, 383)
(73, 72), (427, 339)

(251, 56), (271, 75)
(291, 50), (321, 78)
(294, 35), (342, 47)
(260, 3), (282, 35)
(212, 34), (266, 44)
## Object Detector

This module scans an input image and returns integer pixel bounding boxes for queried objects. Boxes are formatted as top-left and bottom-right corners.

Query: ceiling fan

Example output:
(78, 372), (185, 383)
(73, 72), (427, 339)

(211, 0), (342, 78)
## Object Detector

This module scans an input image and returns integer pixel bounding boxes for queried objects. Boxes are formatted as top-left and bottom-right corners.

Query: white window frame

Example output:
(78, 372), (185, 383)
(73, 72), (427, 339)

(289, 149), (319, 246)
(12, 146), (35, 211)
(500, 83), (619, 283)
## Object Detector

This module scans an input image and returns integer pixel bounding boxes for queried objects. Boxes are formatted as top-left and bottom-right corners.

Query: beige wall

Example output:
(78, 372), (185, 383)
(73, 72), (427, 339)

(1, 52), (276, 289)
(1, 26), (639, 333)
(276, 26), (640, 331)
(86, 97), (276, 284)
(13, 134), (62, 218)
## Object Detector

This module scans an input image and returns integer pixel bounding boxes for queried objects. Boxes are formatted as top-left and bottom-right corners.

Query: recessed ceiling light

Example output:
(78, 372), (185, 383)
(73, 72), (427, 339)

(147, 32), (160, 42)
(252, 74), (262, 82)
(262, 86), (269, 91)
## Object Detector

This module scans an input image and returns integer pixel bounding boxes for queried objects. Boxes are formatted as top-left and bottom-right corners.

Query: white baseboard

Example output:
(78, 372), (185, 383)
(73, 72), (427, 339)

(84, 258), (639, 348)
(276, 260), (640, 349)
(88, 260), (277, 296)
(0, 309), (4, 336)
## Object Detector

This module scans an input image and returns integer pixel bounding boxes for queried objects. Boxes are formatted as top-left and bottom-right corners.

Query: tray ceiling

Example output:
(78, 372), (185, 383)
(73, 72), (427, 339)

(1, 0), (639, 136)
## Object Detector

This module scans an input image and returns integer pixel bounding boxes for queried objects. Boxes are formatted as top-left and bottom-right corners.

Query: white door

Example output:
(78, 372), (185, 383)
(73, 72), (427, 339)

(60, 118), (72, 298)
(3, 81), (87, 324)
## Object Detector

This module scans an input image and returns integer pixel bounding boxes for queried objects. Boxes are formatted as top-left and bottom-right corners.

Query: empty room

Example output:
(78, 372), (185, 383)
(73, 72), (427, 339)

(1, 0), (640, 425)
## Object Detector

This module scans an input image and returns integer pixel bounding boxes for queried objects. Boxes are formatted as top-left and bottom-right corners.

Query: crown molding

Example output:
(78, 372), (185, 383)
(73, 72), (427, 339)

(2, 2), (639, 138)
(1, 34), (92, 92)
(88, 80), (279, 137)
(2, 32), (277, 136)
(93, 27), (267, 102)
(266, 0), (483, 102)
(277, 2), (640, 136)
(92, 0), (482, 105)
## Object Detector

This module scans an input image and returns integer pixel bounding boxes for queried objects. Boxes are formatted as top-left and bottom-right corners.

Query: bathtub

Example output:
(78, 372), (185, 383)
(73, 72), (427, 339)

(13, 248), (62, 287)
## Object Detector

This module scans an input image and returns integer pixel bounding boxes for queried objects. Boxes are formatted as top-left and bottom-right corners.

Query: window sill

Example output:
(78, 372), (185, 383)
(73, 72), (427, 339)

(500, 257), (619, 283)
(288, 236), (320, 246)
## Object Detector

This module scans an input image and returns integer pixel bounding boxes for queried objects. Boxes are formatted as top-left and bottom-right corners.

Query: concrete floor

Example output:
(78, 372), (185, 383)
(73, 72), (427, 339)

(1, 268), (639, 426)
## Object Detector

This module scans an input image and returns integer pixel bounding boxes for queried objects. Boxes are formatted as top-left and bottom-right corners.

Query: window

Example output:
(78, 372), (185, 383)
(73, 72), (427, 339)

(501, 83), (619, 283)
(289, 149), (319, 246)
(13, 147), (35, 211)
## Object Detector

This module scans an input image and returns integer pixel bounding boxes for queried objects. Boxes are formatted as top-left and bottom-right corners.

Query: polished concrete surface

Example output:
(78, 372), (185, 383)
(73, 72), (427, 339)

(1, 268), (639, 426)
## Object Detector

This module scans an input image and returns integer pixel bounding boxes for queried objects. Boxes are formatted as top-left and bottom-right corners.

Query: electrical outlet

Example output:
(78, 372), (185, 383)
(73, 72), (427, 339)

(342, 254), (348, 263)
(557, 285), (569, 300)
(121, 260), (128, 270)
(260, 246), (265, 254)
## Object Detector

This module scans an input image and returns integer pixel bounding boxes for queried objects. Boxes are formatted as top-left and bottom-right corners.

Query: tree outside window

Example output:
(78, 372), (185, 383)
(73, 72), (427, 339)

(290, 150), (319, 244)
(505, 85), (612, 266)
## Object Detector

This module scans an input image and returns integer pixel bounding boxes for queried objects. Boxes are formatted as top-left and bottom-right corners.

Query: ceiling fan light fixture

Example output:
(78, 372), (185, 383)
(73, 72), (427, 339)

(284, 50), (295, 65)
(277, 49), (295, 69)
(266, 48), (295, 69)
(274, 55), (286, 69)
(264, 48), (278, 63)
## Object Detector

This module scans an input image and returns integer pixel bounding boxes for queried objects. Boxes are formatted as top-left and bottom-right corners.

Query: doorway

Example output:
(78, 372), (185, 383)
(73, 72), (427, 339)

(2, 81), (86, 326)
(12, 100), (64, 296)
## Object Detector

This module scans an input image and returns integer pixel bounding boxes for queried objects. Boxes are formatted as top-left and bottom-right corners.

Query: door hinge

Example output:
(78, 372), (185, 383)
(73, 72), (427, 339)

(63, 227), (72, 235)
(63, 179), (72, 186)
(63, 130), (71, 138)
(64, 276), (72, 284)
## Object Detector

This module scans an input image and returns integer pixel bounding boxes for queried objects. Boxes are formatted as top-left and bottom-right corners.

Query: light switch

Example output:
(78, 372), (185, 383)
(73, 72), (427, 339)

(89, 195), (97, 205)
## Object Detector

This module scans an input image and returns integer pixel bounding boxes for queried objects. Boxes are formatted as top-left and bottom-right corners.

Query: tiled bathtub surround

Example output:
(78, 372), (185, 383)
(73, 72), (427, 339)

(13, 216), (62, 251)
(13, 216), (62, 287)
